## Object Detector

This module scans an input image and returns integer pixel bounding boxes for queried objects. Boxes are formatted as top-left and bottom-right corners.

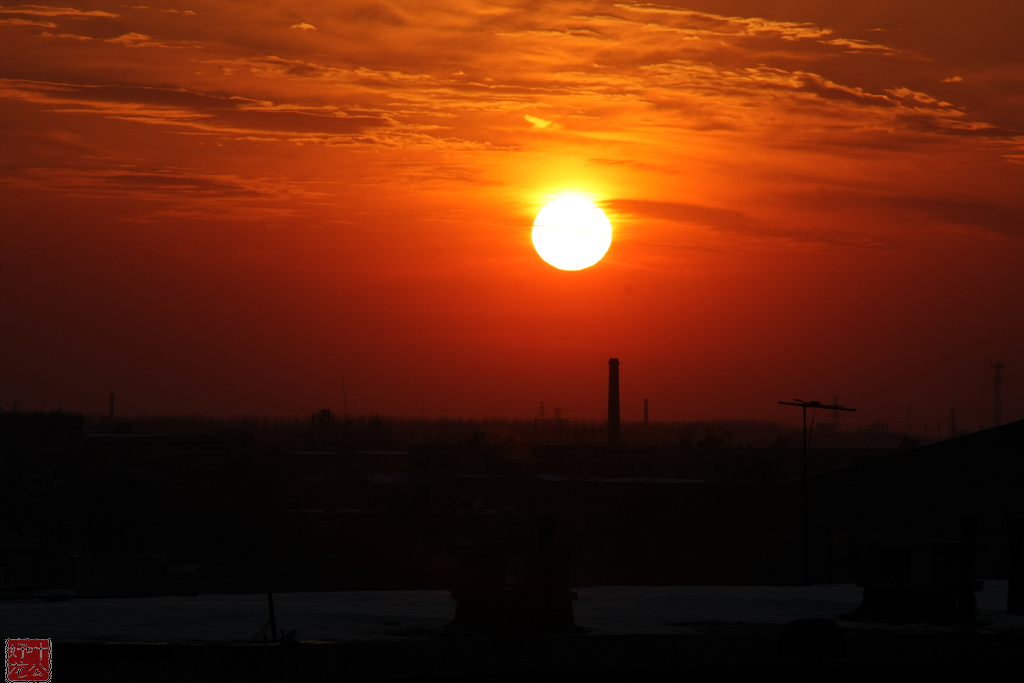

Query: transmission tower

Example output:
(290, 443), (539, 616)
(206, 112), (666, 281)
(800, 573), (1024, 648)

(992, 360), (1005, 428)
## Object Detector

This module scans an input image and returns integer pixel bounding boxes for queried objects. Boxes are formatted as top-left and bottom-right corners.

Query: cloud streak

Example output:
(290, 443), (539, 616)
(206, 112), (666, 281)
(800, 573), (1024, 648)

(0, 0), (1020, 234)
(0, 5), (119, 18)
(609, 199), (890, 251)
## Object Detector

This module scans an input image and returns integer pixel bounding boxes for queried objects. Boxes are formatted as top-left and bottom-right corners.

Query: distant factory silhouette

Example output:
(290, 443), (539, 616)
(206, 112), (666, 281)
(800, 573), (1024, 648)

(2, 355), (1021, 601)
(4, 352), (1024, 682)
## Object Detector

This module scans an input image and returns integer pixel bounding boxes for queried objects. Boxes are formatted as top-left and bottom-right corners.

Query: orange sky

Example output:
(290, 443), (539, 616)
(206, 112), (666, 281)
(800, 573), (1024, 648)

(2, 1), (1022, 431)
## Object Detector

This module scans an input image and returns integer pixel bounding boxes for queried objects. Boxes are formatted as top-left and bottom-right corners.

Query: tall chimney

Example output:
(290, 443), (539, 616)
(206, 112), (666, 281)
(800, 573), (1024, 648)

(608, 358), (620, 446)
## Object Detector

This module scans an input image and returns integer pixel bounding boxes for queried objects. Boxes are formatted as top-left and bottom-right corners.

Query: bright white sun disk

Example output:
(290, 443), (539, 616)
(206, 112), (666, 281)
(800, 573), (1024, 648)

(531, 196), (612, 270)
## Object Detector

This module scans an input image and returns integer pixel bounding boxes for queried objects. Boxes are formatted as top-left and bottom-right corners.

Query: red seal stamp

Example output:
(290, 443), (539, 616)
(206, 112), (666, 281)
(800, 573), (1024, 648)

(5, 639), (51, 683)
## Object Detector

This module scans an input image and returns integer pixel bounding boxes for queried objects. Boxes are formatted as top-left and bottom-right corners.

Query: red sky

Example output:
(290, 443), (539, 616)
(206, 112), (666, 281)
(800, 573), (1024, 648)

(2, 1), (1022, 431)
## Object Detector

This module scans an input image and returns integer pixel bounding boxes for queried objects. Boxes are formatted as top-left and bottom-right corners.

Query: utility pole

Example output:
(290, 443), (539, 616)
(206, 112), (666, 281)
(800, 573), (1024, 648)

(779, 399), (856, 584)
(342, 373), (348, 420)
(993, 360), (1005, 428)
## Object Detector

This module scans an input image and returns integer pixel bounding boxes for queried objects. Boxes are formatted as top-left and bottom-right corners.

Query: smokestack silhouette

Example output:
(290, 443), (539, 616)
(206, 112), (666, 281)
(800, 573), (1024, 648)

(608, 358), (620, 446)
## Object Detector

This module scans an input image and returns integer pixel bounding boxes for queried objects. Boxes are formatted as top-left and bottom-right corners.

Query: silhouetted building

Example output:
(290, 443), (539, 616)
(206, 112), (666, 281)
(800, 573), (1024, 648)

(797, 420), (1024, 600)
(448, 516), (577, 632)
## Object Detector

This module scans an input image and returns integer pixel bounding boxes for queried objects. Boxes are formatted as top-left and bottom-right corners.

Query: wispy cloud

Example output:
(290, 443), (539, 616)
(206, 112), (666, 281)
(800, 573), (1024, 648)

(1, 162), (334, 226)
(104, 32), (168, 48)
(825, 37), (895, 54)
(0, 5), (119, 18)
(0, 79), (397, 141)
(1, 1), (1010, 155)
(0, 16), (53, 26)
(524, 114), (553, 129)
(0, 0), (1020, 230)
(609, 199), (889, 250)
(883, 196), (1024, 238)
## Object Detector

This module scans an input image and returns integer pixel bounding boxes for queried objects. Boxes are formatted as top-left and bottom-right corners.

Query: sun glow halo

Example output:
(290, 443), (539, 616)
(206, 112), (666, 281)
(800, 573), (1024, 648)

(531, 196), (612, 271)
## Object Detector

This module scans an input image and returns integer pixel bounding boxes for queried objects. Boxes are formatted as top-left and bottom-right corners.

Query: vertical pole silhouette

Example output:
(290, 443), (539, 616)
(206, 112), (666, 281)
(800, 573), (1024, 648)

(1009, 517), (1024, 615)
(536, 516), (555, 624)
(338, 371), (348, 421)
(608, 358), (620, 447)
(779, 399), (856, 584)
(958, 516), (978, 623)
(992, 360), (1004, 428)
(267, 589), (278, 643)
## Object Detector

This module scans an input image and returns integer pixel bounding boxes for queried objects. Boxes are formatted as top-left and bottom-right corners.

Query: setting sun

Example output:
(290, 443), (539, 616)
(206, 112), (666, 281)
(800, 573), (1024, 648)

(531, 196), (613, 271)
(0, 0), (1021, 428)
